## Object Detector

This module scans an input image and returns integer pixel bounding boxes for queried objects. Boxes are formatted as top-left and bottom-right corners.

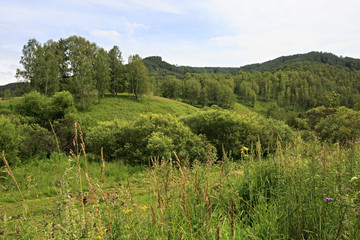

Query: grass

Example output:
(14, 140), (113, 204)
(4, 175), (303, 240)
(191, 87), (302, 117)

(80, 94), (200, 123)
(2, 134), (360, 239)
(1, 94), (360, 239)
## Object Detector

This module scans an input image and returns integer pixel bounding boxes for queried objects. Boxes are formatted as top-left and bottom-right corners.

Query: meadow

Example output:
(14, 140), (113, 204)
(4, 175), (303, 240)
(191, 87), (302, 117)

(1, 95), (360, 239)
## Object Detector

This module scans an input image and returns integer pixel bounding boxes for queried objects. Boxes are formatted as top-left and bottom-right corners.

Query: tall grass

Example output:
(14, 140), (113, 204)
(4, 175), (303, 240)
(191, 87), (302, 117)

(1, 129), (360, 239)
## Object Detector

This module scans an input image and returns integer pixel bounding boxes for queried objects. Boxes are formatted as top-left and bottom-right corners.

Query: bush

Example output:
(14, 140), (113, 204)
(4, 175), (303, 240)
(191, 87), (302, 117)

(48, 91), (77, 121)
(86, 114), (216, 164)
(18, 124), (56, 159)
(14, 91), (49, 126)
(182, 109), (294, 159)
(0, 116), (22, 165)
(14, 90), (77, 129)
(315, 106), (360, 143)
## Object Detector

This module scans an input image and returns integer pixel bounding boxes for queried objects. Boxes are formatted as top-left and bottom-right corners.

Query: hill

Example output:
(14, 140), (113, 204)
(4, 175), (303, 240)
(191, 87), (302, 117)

(80, 94), (200, 123)
(143, 56), (240, 78)
(144, 52), (360, 79)
(239, 51), (360, 72)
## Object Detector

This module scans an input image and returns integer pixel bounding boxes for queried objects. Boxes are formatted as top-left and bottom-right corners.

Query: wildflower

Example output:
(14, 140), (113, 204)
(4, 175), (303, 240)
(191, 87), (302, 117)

(122, 209), (132, 214)
(325, 197), (334, 201)
(242, 146), (249, 151)
(0, 230), (4, 236)
(140, 205), (148, 211)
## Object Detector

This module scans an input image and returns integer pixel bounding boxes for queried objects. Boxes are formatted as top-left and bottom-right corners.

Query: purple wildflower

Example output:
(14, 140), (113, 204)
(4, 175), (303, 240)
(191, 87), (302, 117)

(325, 197), (334, 201)
(0, 230), (4, 235)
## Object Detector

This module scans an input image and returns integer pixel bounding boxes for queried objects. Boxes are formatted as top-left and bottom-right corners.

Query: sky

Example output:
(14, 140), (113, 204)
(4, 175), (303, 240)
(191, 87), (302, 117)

(1, 0), (360, 85)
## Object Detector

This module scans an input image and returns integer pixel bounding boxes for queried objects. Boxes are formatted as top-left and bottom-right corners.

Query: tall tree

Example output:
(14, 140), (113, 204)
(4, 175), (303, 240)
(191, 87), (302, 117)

(16, 39), (60, 95)
(61, 36), (97, 109)
(127, 54), (149, 101)
(35, 40), (60, 95)
(16, 39), (40, 84)
(108, 46), (126, 96)
(94, 48), (110, 103)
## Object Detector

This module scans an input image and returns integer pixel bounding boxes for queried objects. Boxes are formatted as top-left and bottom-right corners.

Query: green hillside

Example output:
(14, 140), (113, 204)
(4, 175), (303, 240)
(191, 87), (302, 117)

(80, 94), (200, 123)
(143, 56), (240, 78)
(3, 42), (360, 239)
(239, 51), (360, 72)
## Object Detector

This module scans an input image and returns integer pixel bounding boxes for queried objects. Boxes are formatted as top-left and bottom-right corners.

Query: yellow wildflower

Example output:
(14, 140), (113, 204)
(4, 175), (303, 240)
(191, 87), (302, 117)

(122, 209), (132, 214)
(140, 205), (148, 211)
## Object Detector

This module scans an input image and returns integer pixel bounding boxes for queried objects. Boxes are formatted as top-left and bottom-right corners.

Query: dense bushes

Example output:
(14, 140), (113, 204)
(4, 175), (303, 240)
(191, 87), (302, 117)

(86, 110), (295, 163)
(0, 116), (22, 165)
(14, 91), (76, 127)
(182, 109), (294, 158)
(312, 106), (360, 143)
(86, 114), (216, 164)
(0, 91), (77, 165)
(0, 116), (56, 165)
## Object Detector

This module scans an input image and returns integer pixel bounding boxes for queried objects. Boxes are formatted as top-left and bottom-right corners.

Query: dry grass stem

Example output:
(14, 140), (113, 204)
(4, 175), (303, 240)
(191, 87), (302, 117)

(101, 147), (113, 240)
(151, 205), (157, 228)
(74, 122), (86, 228)
(2, 151), (40, 240)
(231, 197), (235, 238)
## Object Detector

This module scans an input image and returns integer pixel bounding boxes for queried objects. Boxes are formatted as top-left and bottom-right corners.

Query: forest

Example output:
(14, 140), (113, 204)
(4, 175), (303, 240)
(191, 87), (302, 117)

(1, 35), (360, 239)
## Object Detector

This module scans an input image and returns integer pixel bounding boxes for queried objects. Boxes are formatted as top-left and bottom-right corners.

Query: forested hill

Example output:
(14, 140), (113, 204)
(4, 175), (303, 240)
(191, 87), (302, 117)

(143, 56), (240, 78)
(143, 56), (187, 78)
(239, 51), (360, 72)
(144, 52), (360, 78)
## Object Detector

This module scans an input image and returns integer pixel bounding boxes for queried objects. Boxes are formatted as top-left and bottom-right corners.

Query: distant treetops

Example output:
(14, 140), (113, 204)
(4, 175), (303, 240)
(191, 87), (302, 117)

(16, 36), (149, 109)
(16, 36), (360, 112)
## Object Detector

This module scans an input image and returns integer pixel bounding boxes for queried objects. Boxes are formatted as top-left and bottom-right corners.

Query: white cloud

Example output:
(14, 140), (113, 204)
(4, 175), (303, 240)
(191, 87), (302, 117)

(1, 0), (360, 84)
(89, 30), (123, 42)
(129, 0), (186, 14)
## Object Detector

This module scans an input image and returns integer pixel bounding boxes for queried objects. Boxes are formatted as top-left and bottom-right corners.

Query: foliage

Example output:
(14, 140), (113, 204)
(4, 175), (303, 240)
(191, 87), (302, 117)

(14, 91), (76, 128)
(240, 51), (360, 72)
(86, 114), (216, 164)
(182, 109), (294, 159)
(108, 45), (126, 96)
(14, 91), (50, 126)
(314, 107), (360, 143)
(94, 48), (110, 103)
(2, 136), (360, 239)
(0, 116), (21, 165)
(127, 54), (149, 101)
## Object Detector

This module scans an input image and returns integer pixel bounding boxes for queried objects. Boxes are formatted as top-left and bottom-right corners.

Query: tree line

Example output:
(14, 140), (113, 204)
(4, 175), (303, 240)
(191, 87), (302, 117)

(16, 36), (149, 108)
(13, 36), (360, 112)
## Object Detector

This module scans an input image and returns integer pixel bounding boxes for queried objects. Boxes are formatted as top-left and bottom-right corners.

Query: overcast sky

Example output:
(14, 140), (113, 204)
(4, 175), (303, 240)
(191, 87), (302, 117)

(1, 0), (360, 85)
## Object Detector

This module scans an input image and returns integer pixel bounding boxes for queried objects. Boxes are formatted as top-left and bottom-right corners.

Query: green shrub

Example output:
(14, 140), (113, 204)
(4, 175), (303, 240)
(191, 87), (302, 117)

(14, 90), (77, 129)
(315, 106), (360, 143)
(182, 109), (294, 159)
(86, 114), (216, 164)
(14, 91), (49, 125)
(0, 115), (22, 165)
(48, 91), (77, 121)
(18, 124), (56, 159)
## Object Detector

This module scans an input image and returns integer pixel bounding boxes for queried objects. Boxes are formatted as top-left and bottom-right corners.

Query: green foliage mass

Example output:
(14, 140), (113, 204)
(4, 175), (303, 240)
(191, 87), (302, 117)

(14, 91), (76, 127)
(0, 91), (78, 165)
(240, 51), (360, 72)
(86, 114), (216, 164)
(0, 116), (22, 165)
(182, 108), (294, 158)
(309, 106), (360, 143)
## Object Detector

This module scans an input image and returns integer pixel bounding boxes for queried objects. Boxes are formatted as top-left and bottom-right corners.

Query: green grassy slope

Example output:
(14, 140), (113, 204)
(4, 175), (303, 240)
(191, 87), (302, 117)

(80, 94), (201, 123)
